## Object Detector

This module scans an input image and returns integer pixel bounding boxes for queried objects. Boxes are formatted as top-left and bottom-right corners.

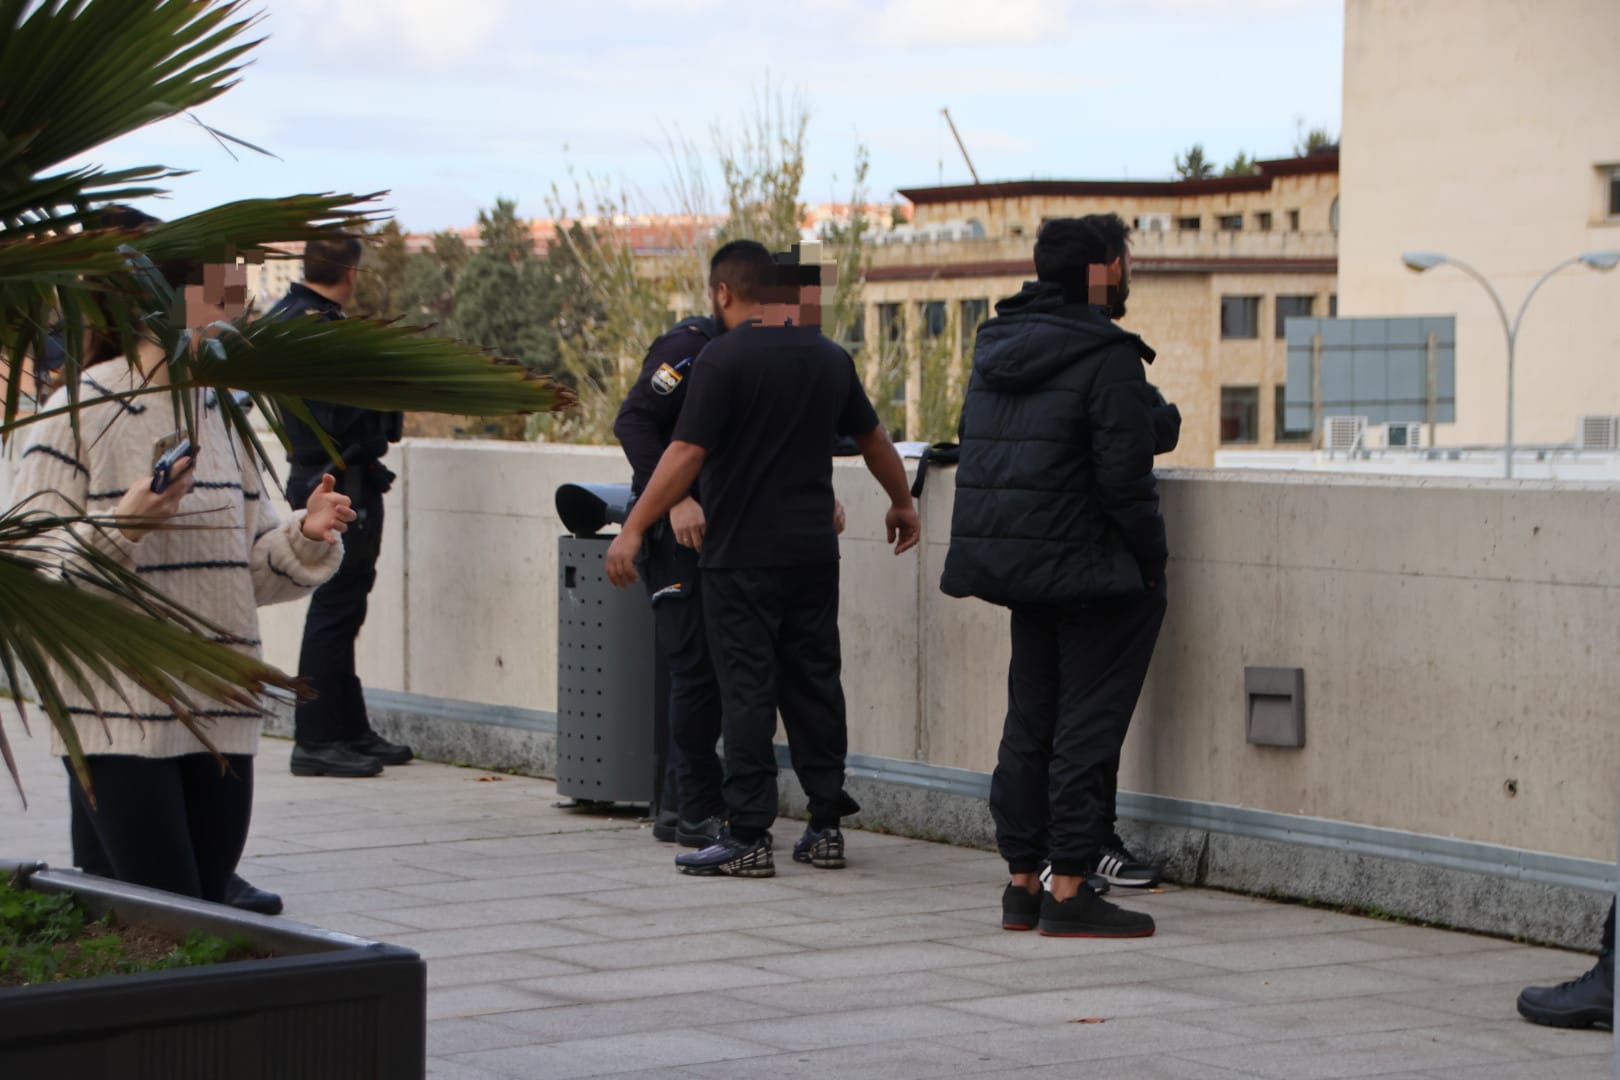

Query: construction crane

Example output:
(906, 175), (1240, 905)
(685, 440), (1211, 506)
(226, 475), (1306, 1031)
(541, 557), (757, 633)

(941, 107), (981, 186)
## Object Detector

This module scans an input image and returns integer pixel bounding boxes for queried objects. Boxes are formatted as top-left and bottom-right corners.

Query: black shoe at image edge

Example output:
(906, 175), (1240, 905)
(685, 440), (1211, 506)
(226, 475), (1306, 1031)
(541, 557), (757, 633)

(289, 742), (384, 778)
(224, 874), (283, 916)
(1516, 955), (1614, 1029)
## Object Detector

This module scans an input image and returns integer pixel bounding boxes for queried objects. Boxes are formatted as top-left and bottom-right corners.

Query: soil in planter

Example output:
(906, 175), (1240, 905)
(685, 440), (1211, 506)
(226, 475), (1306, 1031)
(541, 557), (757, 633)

(0, 881), (262, 988)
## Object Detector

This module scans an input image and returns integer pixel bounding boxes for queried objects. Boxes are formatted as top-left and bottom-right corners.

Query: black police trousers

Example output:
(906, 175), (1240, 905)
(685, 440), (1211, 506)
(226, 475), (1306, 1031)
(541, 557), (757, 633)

(991, 587), (1167, 877)
(642, 526), (725, 823)
(702, 563), (861, 840)
(294, 494), (384, 745)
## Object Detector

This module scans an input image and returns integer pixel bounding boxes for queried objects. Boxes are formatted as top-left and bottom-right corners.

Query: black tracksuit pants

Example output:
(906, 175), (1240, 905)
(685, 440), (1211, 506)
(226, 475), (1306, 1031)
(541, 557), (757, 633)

(702, 563), (861, 840)
(1604, 900), (1615, 956)
(642, 526), (726, 823)
(294, 493), (383, 745)
(64, 753), (254, 903)
(991, 587), (1167, 877)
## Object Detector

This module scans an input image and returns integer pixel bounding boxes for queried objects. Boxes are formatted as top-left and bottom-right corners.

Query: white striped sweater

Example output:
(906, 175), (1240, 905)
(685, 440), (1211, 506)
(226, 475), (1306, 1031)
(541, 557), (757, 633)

(14, 361), (343, 758)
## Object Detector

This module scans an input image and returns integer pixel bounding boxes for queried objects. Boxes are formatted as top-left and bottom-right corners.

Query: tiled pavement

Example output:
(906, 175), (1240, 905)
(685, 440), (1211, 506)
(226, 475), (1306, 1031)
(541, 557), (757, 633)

(5, 730), (1613, 1079)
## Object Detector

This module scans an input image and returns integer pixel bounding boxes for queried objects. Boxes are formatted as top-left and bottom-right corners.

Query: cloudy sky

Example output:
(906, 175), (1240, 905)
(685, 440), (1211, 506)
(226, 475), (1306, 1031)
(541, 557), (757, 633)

(84, 0), (1344, 232)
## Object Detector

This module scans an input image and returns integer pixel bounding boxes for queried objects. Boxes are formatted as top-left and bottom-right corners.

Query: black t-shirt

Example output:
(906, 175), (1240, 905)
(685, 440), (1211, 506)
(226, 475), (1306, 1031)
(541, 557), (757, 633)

(672, 323), (880, 569)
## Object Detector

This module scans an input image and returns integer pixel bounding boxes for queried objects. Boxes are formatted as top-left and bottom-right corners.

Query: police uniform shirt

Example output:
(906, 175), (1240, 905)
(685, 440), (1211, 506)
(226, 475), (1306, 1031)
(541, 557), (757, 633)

(613, 318), (718, 495)
(671, 323), (880, 569)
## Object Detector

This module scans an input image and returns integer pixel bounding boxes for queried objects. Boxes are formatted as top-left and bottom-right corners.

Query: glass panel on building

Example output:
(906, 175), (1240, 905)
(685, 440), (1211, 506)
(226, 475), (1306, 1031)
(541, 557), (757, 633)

(1177, 216), (1201, 231)
(1218, 214), (1243, 231)
(1274, 386), (1312, 443)
(878, 302), (903, 344)
(1221, 386), (1260, 443)
(922, 300), (947, 338)
(959, 298), (989, 357)
(1275, 295), (1314, 338)
(1329, 293), (1339, 317)
(1220, 295), (1261, 339)
(1287, 209), (1301, 231)
(1256, 211), (1273, 232)
(1609, 167), (1620, 217)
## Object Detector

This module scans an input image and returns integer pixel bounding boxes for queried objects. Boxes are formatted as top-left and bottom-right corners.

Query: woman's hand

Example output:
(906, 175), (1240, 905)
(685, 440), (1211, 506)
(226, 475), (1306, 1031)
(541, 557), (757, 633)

(301, 474), (357, 544)
(114, 457), (194, 541)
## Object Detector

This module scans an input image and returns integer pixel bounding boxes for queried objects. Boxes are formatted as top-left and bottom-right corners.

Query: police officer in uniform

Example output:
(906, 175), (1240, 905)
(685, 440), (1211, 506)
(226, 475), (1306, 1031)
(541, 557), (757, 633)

(614, 316), (729, 847)
(268, 236), (413, 778)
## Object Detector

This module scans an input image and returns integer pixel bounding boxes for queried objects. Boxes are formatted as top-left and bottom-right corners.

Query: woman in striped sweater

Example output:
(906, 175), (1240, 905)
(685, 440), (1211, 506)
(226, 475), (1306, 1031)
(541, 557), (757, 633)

(14, 263), (354, 904)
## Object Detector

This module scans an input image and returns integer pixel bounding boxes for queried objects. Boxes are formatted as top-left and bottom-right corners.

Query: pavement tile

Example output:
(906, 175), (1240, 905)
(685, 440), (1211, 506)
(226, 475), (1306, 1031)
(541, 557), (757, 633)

(536, 929), (803, 971)
(746, 911), (1003, 948)
(1144, 932), (1423, 973)
(945, 949), (1229, 991)
(703, 1002), (1015, 1052)
(720, 970), (1007, 1013)
(425, 1057), (523, 1080)
(1163, 994), (1473, 1041)
(425, 982), (576, 1021)
(383, 920), (608, 959)
(1334, 924), (1525, 956)
(370, 893), (615, 930)
(1422, 1018), (1619, 1060)
(546, 903), (813, 941)
(484, 993), (792, 1042)
(1164, 905), (1395, 942)
(511, 959), (798, 1002)
(943, 983), (1234, 1025)
(960, 1054), (1265, 1079)
(1422, 1056), (1616, 1079)
(934, 928), (1216, 960)
(427, 1017), (552, 1056)
(1157, 960), (1449, 1005)
(427, 951), (595, 988)
(675, 1034), (1025, 1080)
(747, 940), (1006, 980)
(1362, 946), (1598, 986)
(1173, 1028), (1518, 1079)
(451, 1030), (776, 1079)
(933, 1015), (1251, 1066)
(1379, 979), (1560, 1022)
(388, 870), (631, 903)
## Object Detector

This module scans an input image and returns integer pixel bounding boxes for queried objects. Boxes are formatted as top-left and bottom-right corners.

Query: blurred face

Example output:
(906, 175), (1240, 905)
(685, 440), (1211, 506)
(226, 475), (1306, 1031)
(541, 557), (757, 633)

(184, 262), (248, 333)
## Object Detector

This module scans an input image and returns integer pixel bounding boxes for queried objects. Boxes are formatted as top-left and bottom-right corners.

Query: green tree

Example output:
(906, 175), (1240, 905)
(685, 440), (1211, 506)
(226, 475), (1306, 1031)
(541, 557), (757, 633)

(0, 1), (572, 797)
(1174, 143), (1215, 180)
(1295, 124), (1338, 156)
(350, 219), (410, 318)
(449, 200), (551, 370)
(396, 231), (469, 330)
(1222, 150), (1257, 177)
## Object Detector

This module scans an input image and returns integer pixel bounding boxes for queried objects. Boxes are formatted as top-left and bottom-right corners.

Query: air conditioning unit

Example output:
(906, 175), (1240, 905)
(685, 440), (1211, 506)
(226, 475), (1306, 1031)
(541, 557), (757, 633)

(1577, 414), (1619, 450)
(1384, 422), (1424, 448)
(1136, 213), (1172, 233)
(1322, 415), (1368, 452)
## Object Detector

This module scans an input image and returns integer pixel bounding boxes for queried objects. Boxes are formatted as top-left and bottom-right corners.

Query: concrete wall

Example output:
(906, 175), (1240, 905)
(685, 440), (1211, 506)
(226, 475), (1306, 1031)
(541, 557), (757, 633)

(266, 439), (1620, 867)
(1339, 0), (1620, 448)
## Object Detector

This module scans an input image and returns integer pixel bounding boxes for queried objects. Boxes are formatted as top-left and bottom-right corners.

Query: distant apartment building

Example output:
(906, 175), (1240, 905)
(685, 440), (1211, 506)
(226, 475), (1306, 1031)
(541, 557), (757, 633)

(857, 153), (1340, 464)
(1334, 0), (1619, 456)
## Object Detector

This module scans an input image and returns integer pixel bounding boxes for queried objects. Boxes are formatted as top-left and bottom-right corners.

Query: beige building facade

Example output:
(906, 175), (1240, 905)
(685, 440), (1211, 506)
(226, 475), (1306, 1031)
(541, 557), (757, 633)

(1338, 0), (1620, 451)
(858, 155), (1339, 465)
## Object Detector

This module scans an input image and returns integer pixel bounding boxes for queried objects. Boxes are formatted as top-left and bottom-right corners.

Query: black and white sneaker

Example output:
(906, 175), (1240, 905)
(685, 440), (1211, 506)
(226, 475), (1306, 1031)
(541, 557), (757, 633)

(792, 826), (846, 869)
(674, 828), (775, 878)
(1093, 845), (1163, 889)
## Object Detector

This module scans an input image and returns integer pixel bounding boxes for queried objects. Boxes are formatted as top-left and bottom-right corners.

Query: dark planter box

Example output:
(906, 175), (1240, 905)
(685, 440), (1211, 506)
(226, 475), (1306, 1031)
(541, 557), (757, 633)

(0, 860), (425, 1079)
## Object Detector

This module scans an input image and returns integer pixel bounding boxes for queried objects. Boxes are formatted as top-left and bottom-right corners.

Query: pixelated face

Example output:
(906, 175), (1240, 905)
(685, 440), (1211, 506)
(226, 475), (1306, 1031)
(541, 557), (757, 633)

(184, 262), (248, 331)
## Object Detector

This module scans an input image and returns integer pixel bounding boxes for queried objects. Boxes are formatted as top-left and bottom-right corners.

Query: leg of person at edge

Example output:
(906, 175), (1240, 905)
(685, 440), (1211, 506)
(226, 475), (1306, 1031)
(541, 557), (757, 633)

(941, 214), (1172, 939)
(613, 315), (730, 848)
(1517, 899), (1615, 1030)
(267, 237), (413, 778)
(605, 240), (921, 878)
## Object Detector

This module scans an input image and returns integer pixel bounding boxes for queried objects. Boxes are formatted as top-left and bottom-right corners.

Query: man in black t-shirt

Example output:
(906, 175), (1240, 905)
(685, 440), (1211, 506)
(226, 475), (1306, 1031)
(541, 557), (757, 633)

(606, 241), (920, 878)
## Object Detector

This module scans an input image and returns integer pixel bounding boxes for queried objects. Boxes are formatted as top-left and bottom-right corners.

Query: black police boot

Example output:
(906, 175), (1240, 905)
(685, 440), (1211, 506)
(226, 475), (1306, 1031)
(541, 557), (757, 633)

(224, 874), (284, 916)
(1517, 950), (1614, 1029)
(346, 731), (413, 766)
(290, 742), (384, 778)
(652, 806), (679, 843)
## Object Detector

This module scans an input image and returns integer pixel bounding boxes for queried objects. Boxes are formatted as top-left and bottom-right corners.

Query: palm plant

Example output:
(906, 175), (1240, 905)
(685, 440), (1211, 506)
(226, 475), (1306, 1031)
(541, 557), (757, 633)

(0, 1), (573, 798)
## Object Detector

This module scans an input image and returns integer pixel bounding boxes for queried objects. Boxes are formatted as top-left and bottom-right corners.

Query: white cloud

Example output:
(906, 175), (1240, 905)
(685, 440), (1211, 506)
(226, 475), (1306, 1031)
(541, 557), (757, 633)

(272, 0), (515, 68)
(869, 0), (1069, 44)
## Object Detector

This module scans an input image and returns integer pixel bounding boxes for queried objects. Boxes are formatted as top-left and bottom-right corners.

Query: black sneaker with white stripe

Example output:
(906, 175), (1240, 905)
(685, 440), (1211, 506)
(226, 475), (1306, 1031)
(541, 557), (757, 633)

(1092, 844), (1163, 889)
(674, 828), (775, 878)
(1039, 863), (1111, 896)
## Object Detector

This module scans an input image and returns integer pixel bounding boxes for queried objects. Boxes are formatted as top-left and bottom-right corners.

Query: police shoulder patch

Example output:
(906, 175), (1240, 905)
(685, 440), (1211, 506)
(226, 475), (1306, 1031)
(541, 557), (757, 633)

(651, 363), (682, 395)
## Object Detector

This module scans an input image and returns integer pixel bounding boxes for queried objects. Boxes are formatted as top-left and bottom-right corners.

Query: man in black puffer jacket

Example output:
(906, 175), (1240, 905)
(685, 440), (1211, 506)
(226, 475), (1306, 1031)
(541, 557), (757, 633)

(941, 214), (1168, 939)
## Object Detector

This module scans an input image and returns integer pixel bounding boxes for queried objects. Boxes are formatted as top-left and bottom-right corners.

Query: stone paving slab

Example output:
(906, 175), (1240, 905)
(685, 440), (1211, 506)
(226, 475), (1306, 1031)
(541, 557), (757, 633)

(2, 730), (1612, 1079)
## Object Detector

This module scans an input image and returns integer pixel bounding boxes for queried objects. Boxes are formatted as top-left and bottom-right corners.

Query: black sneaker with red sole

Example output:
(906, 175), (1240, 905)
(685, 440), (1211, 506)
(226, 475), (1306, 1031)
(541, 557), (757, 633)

(1037, 885), (1155, 938)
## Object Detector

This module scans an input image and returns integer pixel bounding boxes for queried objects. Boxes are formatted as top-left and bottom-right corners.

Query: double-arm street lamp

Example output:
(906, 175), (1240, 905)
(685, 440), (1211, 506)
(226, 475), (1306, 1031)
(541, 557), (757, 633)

(1401, 249), (1620, 478)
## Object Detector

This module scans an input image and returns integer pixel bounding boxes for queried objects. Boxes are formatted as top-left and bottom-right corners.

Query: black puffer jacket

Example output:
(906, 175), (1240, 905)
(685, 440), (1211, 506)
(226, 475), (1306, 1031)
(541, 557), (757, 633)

(940, 281), (1167, 608)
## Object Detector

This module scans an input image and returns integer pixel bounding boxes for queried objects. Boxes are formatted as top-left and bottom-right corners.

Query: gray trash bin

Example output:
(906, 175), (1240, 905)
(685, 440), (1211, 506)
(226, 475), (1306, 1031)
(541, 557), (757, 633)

(554, 483), (666, 805)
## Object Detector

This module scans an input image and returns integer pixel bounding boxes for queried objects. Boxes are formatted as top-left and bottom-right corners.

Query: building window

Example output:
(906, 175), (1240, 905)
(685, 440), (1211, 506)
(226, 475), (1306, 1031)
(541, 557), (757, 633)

(844, 307), (866, 353)
(1220, 295), (1261, 339)
(1009, 224), (1025, 238)
(878, 303), (903, 344)
(1255, 211), (1273, 232)
(1287, 209), (1301, 231)
(1176, 216), (1201, 231)
(1274, 386), (1311, 443)
(1221, 386), (1260, 444)
(1275, 295), (1314, 338)
(959, 298), (989, 356)
(1330, 196), (1340, 233)
(921, 300), (947, 339)
(1217, 213), (1243, 232)
(1329, 294), (1338, 317)
(1608, 166), (1620, 218)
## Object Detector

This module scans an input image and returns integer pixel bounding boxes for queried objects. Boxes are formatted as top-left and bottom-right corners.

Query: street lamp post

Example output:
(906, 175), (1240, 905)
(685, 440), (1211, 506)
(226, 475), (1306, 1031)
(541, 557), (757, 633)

(1401, 250), (1620, 478)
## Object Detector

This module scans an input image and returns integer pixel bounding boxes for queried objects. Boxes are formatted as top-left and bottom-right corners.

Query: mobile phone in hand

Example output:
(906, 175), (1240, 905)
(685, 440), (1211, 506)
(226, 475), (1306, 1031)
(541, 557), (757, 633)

(151, 437), (194, 494)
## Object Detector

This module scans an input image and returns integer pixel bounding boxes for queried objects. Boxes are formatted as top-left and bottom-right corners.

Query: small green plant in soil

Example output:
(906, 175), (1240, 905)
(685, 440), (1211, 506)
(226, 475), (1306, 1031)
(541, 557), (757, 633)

(0, 882), (255, 988)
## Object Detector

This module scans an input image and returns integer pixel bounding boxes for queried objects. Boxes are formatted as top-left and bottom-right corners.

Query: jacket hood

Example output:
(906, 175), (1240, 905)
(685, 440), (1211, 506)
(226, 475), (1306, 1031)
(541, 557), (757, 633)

(971, 281), (1154, 392)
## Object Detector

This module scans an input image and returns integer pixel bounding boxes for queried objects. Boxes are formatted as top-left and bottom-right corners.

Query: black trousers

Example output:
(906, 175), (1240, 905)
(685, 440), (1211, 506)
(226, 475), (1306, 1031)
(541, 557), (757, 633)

(991, 588), (1167, 877)
(1604, 900), (1615, 955)
(63, 753), (254, 903)
(294, 494), (383, 745)
(702, 564), (860, 838)
(642, 526), (725, 823)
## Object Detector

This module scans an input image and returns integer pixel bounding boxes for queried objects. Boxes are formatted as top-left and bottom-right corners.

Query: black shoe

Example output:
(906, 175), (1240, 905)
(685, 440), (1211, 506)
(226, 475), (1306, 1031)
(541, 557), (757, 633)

(676, 815), (722, 849)
(345, 731), (413, 766)
(1091, 844), (1164, 889)
(1517, 953), (1614, 1029)
(675, 828), (775, 878)
(1002, 883), (1041, 931)
(1037, 885), (1156, 938)
(290, 742), (384, 778)
(224, 874), (283, 916)
(792, 825), (846, 869)
(652, 807), (679, 844)
(1040, 863), (1111, 896)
